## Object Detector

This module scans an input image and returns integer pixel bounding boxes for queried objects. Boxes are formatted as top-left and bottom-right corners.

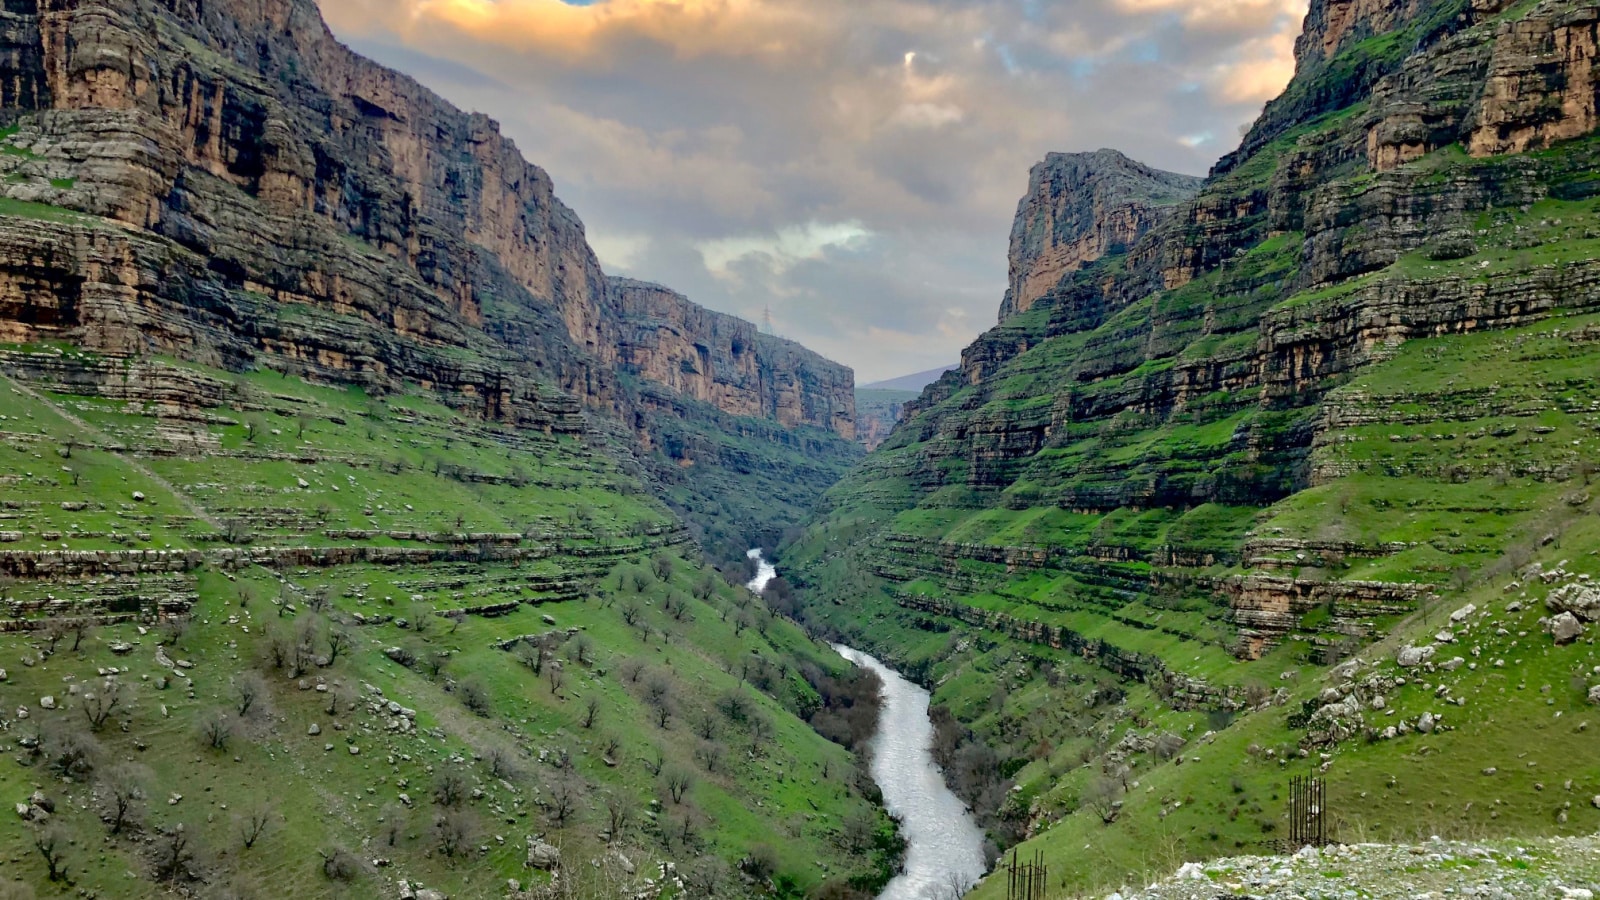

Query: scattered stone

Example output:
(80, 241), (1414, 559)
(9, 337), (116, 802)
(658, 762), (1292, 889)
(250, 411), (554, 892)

(38, 695), (54, 710)
(308, 723), (321, 736)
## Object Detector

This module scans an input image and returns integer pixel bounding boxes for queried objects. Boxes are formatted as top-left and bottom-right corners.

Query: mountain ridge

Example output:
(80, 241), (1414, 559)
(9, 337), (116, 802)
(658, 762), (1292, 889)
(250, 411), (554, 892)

(786, 0), (1600, 894)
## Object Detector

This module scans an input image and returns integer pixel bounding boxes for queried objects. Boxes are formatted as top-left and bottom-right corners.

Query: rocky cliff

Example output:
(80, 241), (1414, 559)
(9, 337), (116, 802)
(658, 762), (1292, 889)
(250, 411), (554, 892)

(0, 0), (858, 549)
(607, 277), (855, 439)
(1000, 149), (1202, 322)
(790, 0), (1600, 885)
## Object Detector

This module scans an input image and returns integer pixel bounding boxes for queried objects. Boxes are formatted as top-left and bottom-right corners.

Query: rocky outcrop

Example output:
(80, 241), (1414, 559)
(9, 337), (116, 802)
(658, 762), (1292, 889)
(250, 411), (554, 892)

(606, 278), (854, 437)
(1000, 150), (1202, 322)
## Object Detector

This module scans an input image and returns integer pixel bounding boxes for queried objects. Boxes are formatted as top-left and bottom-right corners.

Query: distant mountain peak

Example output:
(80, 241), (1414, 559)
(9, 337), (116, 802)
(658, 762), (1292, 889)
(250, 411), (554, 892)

(861, 365), (958, 393)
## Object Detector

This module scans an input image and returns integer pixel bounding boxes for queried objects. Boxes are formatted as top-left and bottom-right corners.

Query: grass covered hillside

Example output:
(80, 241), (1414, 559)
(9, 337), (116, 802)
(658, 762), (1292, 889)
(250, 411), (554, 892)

(786, 0), (1600, 895)
(0, 345), (896, 899)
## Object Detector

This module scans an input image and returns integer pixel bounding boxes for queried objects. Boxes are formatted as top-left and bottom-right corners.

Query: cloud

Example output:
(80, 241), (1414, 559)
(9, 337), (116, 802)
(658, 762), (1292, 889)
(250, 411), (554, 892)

(322, 0), (1310, 382)
(699, 222), (873, 278)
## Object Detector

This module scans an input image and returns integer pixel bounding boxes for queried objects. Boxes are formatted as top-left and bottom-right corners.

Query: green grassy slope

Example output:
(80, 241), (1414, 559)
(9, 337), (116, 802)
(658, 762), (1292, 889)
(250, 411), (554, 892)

(785, 1), (1600, 894)
(0, 349), (893, 899)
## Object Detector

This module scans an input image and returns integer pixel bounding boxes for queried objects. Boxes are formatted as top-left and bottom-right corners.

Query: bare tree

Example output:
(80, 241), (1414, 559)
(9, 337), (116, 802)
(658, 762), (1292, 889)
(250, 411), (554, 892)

(432, 771), (467, 808)
(547, 662), (565, 695)
(514, 642), (545, 675)
(82, 680), (123, 731)
(236, 803), (275, 850)
(432, 809), (476, 859)
(41, 719), (99, 777)
(318, 845), (361, 881)
(842, 808), (876, 852)
(546, 777), (581, 828)
(684, 857), (732, 897)
(459, 679), (492, 717)
(1084, 775), (1122, 825)
(378, 804), (407, 847)
(40, 620), (66, 656)
(199, 710), (233, 751)
(325, 626), (352, 664)
(69, 620), (91, 652)
(664, 767), (694, 804)
(642, 745), (665, 777)
(409, 603), (432, 636)
(619, 658), (645, 683)
(32, 827), (69, 882)
(695, 740), (724, 773)
(485, 746), (518, 781)
(153, 823), (194, 882)
(99, 763), (149, 835)
(603, 792), (636, 843)
(234, 671), (267, 719)
(570, 633), (594, 665)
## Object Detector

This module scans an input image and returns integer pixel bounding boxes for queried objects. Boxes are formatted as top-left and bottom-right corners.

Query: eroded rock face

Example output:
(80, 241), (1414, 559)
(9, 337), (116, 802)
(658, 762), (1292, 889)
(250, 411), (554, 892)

(1001, 150), (1202, 323)
(0, 0), (854, 447)
(606, 278), (854, 437)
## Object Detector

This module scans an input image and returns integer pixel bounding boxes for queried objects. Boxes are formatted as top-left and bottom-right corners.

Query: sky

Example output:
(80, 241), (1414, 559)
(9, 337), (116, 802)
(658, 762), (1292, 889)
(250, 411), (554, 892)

(319, 0), (1309, 383)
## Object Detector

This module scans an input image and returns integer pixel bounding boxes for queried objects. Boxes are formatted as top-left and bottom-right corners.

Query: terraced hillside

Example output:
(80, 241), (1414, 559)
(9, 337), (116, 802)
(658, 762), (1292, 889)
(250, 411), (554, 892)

(0, 349), (896, 898)
(786, 0), (1600, 894)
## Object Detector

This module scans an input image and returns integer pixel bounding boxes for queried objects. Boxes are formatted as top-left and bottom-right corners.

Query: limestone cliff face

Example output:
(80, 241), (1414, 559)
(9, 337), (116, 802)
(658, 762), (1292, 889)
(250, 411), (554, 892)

(0, 0), (853, 446)
(1001, 150), (1202, 323)
(817, 0), (1600, 660)
(607, 277), (855, 438)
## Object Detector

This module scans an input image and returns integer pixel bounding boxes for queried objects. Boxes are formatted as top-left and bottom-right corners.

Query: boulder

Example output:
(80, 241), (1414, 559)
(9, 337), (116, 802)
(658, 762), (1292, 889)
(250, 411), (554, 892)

(1449, 603), (1476, 623)
(1547, 612), (1585, 645)
(526, 838), (561, 870)
(1548, 584), (1600, 622)
(1588, 685), (1600, 706)
(1396, 646), (1435, 668)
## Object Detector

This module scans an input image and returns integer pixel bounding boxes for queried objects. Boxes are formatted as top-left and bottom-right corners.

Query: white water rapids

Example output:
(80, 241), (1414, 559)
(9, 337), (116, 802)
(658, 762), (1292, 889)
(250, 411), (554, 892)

(747, 549), (987, 899)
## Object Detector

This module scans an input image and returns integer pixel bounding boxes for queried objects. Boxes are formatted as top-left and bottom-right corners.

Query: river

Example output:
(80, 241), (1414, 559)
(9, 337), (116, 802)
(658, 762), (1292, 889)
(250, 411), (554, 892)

(747, 549), (988, 899)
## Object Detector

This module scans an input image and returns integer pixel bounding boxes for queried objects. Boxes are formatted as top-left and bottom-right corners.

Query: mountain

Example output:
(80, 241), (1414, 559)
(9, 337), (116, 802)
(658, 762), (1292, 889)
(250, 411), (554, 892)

(0, 0), (859, 560)
(0, 0), (887, 896)
(861, 366), (959, 392)
(787, 0), (1600, 894)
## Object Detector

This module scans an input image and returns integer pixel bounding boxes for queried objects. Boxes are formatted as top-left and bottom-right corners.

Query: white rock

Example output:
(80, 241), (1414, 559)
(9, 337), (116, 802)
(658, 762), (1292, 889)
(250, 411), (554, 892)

(1449, 603), (1477, 623)
(1397, 646), (1436, 668)
(38, 696), (54, 710)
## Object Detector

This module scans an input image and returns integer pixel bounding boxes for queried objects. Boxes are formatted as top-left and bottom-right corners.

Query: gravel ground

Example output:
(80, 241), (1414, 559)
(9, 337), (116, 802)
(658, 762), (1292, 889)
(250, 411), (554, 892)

(1097, 835), (1600, 899)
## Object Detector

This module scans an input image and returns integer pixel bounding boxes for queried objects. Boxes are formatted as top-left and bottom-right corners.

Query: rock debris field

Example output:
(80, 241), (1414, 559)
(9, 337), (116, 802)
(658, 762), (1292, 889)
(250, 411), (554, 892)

(1100, 835), (1600, 899)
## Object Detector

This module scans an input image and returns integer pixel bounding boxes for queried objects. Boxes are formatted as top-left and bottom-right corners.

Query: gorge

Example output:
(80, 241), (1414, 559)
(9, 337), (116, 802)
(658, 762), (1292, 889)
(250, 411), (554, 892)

(5, 0), (1600, 897)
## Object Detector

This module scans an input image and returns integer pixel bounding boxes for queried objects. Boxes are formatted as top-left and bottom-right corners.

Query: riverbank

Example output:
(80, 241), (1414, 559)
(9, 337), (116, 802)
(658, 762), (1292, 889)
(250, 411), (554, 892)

(1096, 835), (1600, 900)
